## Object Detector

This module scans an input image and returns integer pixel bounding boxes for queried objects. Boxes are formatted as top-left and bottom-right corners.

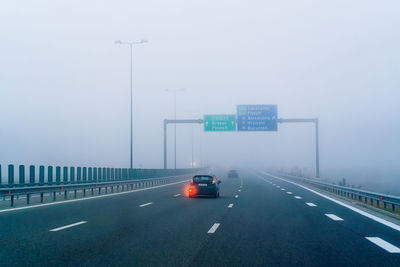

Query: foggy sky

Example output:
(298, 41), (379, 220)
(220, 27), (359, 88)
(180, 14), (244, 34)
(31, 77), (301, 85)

(1, 1), (400, 187)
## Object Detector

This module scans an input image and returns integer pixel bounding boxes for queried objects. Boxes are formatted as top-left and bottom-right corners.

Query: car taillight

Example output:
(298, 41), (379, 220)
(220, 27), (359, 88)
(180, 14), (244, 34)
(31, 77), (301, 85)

(188, 187), (194, 194)
(212, 179), (216, 184)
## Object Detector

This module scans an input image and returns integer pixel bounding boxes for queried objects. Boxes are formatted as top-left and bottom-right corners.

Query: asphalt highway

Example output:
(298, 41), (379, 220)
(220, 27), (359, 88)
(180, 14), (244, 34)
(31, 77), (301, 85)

(1, 170), (400, 266)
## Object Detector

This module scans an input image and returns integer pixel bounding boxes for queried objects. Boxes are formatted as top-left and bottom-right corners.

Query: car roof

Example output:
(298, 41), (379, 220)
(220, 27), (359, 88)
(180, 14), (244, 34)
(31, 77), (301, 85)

(194, 174), (215, 178)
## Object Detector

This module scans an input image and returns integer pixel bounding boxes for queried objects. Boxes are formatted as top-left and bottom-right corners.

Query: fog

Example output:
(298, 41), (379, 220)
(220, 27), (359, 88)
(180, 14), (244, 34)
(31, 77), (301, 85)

(1, 1), (399, 192)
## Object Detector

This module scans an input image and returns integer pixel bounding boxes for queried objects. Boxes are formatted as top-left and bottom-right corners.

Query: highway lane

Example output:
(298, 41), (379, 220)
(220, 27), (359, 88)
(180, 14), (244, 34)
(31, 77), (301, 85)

(0, 172), (241, 266)
(259, 171), (400, 250)
(1, 170), (400, 266)
(191, 171), (400, 266)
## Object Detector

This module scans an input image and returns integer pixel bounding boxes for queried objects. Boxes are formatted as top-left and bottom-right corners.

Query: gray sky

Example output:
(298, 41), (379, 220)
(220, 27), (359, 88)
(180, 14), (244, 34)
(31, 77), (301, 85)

(1, 1), (400, 187)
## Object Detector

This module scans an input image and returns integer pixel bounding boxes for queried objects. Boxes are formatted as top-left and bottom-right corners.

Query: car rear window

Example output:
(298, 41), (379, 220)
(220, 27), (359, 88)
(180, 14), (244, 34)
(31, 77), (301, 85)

(193, 176), (213, 183)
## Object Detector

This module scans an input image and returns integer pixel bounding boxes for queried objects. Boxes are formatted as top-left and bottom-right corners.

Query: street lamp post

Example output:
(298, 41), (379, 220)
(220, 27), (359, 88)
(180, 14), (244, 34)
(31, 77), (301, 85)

(166, 89), (185, 169)
(191, 124), (194, 168)
(115, 39), (148, 169)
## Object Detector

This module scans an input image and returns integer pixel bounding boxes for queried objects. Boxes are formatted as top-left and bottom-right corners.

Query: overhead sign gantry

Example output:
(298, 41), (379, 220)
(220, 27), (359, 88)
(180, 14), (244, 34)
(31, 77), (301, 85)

(163, 105), (320, 178)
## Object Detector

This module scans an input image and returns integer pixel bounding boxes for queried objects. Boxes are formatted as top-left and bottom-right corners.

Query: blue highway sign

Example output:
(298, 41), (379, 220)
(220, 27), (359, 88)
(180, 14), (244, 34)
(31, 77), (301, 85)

(237, 105), (277, 131)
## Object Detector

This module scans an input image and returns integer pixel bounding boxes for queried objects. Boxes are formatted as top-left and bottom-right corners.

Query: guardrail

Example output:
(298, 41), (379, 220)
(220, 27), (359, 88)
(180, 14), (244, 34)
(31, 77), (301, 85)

(0, 173), (198, 207)
(0, 164), (200, 188)
(271, 172), (400, 214)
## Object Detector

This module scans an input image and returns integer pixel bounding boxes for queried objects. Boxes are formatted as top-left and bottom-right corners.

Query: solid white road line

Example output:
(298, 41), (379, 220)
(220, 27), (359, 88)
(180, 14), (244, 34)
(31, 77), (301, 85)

(173, 194), (181, 197)
(366, 237), (400, 253)
(228, 204), (234, 208)
(287, 192), (293, 194)
(294, 196), (302, 199)
(235, 195), (239, 198)
(325, 214), (344, 221)
(50, 221), (87, 232)
(208, 223), (221, 234)
(306, 202), (317, 207)
(0, 179), (189, 214)
(139, 202), (153, 207)
(261, 172), (400, 232)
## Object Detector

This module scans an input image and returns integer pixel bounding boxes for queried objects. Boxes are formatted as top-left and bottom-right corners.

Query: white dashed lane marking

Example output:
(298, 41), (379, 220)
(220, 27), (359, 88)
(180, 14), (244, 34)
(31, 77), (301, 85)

(208, 223), (220, 234)
(235, 195), (239, 198)
(50, 221), (87, 232)
(366, 237), (400, 253)
(325, 214), (344, 221)
(173, 194), (181, 197)
(294, 196), (302, 199)
(306, 202), (317, 207)
(228, 204), (234, 208)
(139, 202), (153, 207)
(287, 192), (293, 195)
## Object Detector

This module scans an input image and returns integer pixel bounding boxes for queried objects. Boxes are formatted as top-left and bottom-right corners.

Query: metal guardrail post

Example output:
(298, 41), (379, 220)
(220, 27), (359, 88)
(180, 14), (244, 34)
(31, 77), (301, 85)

(48, 166), (53, 185)
(29, 165), (35, 186)
(8, 164), (14, 187)
(70, 167), (75, 183)
(83, 167), (87, 183)
(19, 165), (25, 186)
(98, 167), (102, 182)
(63, 167), (68, 184)
(88, 167), (93, 182)
(77, 167), (82, 183)
(56, 166), (61, 184)
(93, 167), (97, 182)
(39, 166), (45, 185)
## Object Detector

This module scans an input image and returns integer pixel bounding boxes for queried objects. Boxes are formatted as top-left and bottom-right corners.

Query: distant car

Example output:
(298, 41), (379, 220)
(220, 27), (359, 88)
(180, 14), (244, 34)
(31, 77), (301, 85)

(188, 175), (221, 198)
(228, 170), (239, 178)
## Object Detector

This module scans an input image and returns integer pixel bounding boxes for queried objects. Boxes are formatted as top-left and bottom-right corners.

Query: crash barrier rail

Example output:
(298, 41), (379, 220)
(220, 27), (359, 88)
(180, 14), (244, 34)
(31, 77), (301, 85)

(0, 172), (200, 207)
(273, 171), (400, 213)
(0, 164), (200, 188)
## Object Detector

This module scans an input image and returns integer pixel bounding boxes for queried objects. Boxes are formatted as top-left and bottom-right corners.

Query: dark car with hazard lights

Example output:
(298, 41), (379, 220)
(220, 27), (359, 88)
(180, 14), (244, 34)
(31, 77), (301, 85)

(188, 175), (221, 198)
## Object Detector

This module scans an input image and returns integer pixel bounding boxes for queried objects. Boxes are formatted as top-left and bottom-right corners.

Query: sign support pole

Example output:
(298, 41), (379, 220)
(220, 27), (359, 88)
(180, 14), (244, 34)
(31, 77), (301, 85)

(277, 118), (320, 178)
(163, 119), (203, 169)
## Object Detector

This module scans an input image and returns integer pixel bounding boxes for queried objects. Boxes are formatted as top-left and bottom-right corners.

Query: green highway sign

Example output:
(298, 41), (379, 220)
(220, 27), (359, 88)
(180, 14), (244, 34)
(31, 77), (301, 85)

(204, 115), (236, 131)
